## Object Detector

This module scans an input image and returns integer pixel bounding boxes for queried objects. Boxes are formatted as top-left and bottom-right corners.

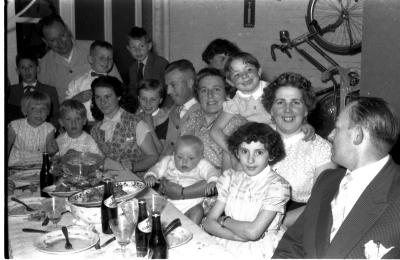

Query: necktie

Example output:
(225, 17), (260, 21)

(137, 62), (144, 82)
(23, 85), (35, 92)
(330, 172), (353, 241)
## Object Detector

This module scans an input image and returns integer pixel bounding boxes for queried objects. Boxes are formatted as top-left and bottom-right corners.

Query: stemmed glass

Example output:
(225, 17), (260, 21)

(108, 199), (138, 256)
(42, 197), (66, 229)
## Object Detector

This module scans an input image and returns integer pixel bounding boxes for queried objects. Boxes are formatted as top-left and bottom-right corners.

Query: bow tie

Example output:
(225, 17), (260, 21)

(91, 72), (107, 77)
(23, 85), (35, 92)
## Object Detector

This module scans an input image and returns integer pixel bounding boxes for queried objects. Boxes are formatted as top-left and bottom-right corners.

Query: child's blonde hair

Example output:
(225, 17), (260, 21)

(20, 91), (51, 116)
(176, 135), (204, 156)
(59, 99), (87, 120)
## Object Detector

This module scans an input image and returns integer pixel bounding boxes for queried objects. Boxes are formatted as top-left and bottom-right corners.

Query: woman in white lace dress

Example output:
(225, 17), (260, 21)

(262, 72), (337, 227)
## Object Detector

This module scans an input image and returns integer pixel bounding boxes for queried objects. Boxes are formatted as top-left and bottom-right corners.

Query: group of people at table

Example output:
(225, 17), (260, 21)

(7, 13), (400, 259)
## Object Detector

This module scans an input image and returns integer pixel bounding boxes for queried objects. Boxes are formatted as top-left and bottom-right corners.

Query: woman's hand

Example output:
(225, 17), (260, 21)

(160, 178), (182, 200)
(144, 175), (157, 187)
(301, 123), (316, 142)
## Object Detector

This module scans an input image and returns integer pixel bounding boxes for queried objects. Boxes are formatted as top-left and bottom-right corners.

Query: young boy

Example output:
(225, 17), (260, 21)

(66, 40), (121, 127)
(126, 26), (169, 104)
(8, 52), (60, 126)
(136, 79), (170, 154)
(56, 99), (103, 156)
(144, 135), (219, 224)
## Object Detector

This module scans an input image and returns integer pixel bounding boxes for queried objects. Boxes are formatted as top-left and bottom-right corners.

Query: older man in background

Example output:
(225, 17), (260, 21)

(273, 97), (400, 259)
(37, 14), (121, 102)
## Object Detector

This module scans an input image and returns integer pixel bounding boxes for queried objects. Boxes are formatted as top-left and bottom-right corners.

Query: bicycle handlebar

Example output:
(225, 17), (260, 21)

(271, 44), (292, 61)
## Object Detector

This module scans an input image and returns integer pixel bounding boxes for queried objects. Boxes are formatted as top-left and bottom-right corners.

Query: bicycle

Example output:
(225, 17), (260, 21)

(270, 0), (363, 138)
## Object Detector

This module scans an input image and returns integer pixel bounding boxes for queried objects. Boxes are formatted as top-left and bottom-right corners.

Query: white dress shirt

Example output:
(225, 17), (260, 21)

(330, 155), (390, 241)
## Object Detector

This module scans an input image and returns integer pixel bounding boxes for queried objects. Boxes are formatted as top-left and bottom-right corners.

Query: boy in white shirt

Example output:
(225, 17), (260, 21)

(56, 99), (102, 156)
(66, 40), (121, 127)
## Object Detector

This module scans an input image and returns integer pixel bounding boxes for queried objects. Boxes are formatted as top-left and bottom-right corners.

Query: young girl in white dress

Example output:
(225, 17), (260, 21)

(7, 91), (57, 166)
(204, 122), (290, 259)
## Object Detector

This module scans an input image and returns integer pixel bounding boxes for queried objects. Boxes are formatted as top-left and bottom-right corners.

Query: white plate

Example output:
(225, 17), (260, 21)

(8, 197), (45, 218)
(69, 180), (146, 207)
(9, 169), (40, 186)
(166, 226), (193, 248)
(34, 226), (99, 254)
(43, 185), (80, 198)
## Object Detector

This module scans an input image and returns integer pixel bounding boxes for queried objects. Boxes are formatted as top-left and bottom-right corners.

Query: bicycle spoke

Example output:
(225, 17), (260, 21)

(345, 19), (354, 46)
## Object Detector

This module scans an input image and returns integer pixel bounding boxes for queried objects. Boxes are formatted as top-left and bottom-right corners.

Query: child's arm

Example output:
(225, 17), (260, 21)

(160, 178), (207, 200)
(210, 111), (235, 153)
(142, 113), (163, 154)
(203, 200), (246, 241)
(45, 130), (58, 155)
(7, 125), (16, 158)
(301, 123), (316, 142)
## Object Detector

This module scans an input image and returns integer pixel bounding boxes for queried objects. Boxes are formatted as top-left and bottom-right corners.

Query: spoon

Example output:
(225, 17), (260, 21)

(11, 197), (35, 212)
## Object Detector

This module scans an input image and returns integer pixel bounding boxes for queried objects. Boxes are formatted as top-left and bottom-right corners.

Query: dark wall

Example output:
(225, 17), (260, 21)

(112, 0), (136, 85)
(360, 0), (400, 163)
(75, 0), (104, 40)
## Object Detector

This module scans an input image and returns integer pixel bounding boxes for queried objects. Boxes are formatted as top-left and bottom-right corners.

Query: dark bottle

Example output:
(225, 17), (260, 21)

(136, 199), (151, 257)
(101, 179), (117, 234)
(40, 152), (53, 197)
(148, 213), (168, 259)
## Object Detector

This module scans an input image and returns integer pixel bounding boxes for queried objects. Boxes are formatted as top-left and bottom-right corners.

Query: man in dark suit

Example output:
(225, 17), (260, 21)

(8, 52), (60, 127)
(273, 97), (400, 259)
(126, 27), (170, 107)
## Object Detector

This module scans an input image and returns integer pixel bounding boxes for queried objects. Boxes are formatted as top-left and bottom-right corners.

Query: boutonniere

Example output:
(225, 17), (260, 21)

(364, 240), (394, 259)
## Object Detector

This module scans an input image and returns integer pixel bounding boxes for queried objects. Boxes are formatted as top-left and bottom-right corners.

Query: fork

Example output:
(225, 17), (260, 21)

(61, 226), (73, 250)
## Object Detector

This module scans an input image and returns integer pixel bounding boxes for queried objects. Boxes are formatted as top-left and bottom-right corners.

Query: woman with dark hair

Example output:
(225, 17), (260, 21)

(262, 72), (336, 227)
(90, 76), (158, 174)
(202, 38), (241, 72)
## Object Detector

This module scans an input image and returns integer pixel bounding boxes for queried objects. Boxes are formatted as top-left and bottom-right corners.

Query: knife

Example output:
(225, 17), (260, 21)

(100, 237), (116, 247)
(22, 228), (50, 233)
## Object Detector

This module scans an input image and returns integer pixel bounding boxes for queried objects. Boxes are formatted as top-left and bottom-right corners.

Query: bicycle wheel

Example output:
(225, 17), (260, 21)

(306, 0), (363, 55)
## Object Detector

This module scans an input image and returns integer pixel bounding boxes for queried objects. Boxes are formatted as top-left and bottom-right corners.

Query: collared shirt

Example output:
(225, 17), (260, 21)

(62, 48), (74, 63)
(223, 80), (272, 125)
(66, 69), (108, 121)
(139, 56), (148, 75)
(22, 81), (38, 92)
(179, 98), (198, 119)
(100, 108), (123, 142)
(330, 155), (390, 240)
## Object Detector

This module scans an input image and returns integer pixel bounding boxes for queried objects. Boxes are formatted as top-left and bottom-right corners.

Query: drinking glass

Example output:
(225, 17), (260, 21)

(42, 197), (66, 229)
(108, 199), (138, 256)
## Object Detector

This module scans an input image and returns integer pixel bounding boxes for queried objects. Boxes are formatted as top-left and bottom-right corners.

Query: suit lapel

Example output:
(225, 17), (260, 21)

(325, 160), (395, 258)
(144, 53), (155, 77)
(315, 170), (345, 258)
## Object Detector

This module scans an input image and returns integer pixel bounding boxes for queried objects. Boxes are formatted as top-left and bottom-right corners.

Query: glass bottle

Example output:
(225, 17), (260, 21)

(101, 178), (117, 234)
(148, 213), (168, 259)
(40, 152), (53, 197)
(136, 199), (151, 257)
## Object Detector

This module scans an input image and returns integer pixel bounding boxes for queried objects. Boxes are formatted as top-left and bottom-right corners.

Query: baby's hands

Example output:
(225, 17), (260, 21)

(205, 182), (217, 196)
(301, 123), (316, 142)
(144, 175), (157, 187)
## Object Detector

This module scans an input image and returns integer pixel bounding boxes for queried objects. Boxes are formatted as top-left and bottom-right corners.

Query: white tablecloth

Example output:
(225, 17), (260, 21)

(8, 170), (235, 259)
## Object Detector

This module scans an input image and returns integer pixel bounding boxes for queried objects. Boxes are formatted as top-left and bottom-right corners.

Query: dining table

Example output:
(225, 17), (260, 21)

(7, 164), (236, 259)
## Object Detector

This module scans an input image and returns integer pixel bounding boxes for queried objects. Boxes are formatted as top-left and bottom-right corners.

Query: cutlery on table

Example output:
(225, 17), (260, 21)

(164, 218), (182, 237)
(100, 237), (116, 248)
(61, 226), (73, 250)
(22, 228), (50, 233)
(91, 227), (101, 250)
(11, 197), (35, 212)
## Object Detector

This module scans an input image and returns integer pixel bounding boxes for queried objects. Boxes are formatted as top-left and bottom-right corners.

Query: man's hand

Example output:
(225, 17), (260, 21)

(301, 123), (316, 142)
(160, 178), (182, 200)
(73, 90), (92, 103)
(205, 182), (217, 196)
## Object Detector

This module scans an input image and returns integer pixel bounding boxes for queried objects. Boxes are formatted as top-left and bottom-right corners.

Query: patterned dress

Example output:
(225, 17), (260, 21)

(181, 110), (247, 169)
(91, 109), (144, 163)
(215, 166), (290, 259)
(8, 118), (55, 166)
(272, 132), (332, 203)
